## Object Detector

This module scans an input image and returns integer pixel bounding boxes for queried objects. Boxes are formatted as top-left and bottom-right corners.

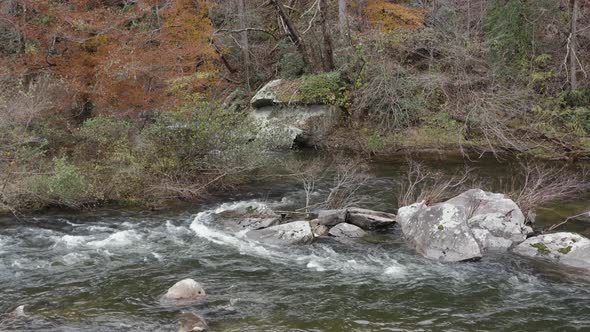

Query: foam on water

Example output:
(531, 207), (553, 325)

(53, 234), (89, 248)
(87, 230), (141, 248)
(60, 252), (89, 266)
(190, 203), (408, 278)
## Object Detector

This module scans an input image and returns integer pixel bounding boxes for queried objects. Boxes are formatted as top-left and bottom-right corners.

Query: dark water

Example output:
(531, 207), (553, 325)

(1, 155), (590, 331)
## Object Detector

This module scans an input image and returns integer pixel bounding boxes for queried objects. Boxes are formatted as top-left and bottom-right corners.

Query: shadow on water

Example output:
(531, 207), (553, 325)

(1, 153), (590, 331)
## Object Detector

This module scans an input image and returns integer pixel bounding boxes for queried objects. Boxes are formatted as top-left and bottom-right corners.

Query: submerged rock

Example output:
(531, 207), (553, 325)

(328, 223), (366, 240)
(397, 189), (531, 262)
(161, 279), (207, 305)
(178, 312), (208, 332)
(346, 208), (396, 230)
(245, 220), (314, 244)
(11, 305), (26, 318)
(513, 232), (590, 270)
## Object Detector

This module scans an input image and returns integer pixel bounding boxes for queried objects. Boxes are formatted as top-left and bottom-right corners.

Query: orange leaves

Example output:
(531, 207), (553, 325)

(1, 0), (219, 115)
(365, 0), (426, 31)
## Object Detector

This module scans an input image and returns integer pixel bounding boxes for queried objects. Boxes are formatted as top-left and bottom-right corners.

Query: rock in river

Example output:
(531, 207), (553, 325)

(346, 207), (396, 230)
(328, 223), (367, 240)
(317, 209), (347, 226)
(398, 202), (482, 262)
(178, 312), (208, 332)
(161, 279), (207, 305)
(245, 220), (314, 244)
(397, 189), (532, 262)
(513, 232), (590, 271)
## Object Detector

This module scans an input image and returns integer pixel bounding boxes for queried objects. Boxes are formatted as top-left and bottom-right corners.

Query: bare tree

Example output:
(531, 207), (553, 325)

(397, 161), (473, 207)
(569, 0), (579, 90)
(269, 0), (311, 67)
(323, 159), (369, 209)
(338, 0), (351, 44)
(237, 0), (251, 91)
(319, 0), (335, 71)
(508, 163), (590, 218)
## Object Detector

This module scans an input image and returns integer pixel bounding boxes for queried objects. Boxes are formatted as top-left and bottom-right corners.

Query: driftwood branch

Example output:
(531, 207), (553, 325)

(545, 211), (590, 233)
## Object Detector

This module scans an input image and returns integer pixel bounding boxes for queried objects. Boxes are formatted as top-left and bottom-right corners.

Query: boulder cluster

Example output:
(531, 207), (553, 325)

(210, 189), (590, 272)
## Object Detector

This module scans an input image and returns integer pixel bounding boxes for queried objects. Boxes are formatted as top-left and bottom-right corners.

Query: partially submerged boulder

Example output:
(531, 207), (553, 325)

(11, 305), (26, 318)
(346, 208), (396, 230)
(178, 312), (208, 332)
(328, 223), (367, 240)
(397, 189), (531, 262)
(212, 201), (282, 232)
(161, 279), (207, 305)
(514, 232), (590, 271)
(245, 220), (314, 244)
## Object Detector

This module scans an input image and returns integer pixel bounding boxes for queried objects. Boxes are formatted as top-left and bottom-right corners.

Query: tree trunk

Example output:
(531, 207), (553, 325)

(569, 0), (578, 90)
(338, 0), (351, 44)
(237, 0), (251, 91)
(269, 0), (310, 67)
(319, 0), (334, 71)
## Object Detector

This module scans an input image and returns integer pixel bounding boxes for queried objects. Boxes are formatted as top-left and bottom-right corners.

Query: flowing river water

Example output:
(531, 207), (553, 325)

(1, 155), (590, 331)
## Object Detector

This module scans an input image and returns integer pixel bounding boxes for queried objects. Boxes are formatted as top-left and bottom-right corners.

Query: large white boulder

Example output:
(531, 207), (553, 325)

(397, 189), (532, 262)
(398, 202), (482, 262)
(446, 189), (532, 250)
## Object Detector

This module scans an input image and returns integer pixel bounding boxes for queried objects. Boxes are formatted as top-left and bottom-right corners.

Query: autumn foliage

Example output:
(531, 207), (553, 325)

(0, 0), (217, 115)
(365, 0), (426, 31)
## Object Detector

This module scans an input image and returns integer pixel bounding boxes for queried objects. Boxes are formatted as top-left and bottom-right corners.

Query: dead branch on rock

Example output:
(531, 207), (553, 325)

(397, 161), (473, 207)
(544, 211), (590, 233)
(322, 159), (370, 209)
(508, 163), (590, 219)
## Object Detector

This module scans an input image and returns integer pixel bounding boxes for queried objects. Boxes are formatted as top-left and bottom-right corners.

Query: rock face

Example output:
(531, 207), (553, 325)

(397, 189), (531, 262)
(245, 220), (314, 244)
(250, 79), (338, 148)
(161, 279), (207, 305)
(328, 223), (366, 239)
(514, 232), (590, 270)
(250, 79), (284, 107)
(346, 208), (396, 230)
(178, 312), (208, 332)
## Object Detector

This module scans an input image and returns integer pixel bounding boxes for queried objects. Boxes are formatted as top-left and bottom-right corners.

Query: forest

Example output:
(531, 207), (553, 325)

(0, 0), (589, 212)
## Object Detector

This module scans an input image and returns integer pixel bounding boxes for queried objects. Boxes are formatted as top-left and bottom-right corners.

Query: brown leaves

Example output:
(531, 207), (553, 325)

(2, 0), (219, 115)
(365, 0), (426, 31)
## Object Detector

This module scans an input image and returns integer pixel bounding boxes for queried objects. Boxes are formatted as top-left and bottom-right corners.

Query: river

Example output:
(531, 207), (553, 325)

(1, 155), (589, 331)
